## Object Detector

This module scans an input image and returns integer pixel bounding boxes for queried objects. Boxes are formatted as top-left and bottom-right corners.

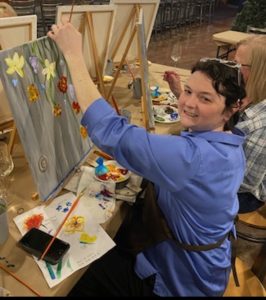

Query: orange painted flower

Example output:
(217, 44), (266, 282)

(57, 75), (68, 93)
(27, 84), (39, 102)
(53, 103), (62, 116)
(80, 126), (88, 138)
(24, 214), (44, 231)
(72, 101), (80, 114)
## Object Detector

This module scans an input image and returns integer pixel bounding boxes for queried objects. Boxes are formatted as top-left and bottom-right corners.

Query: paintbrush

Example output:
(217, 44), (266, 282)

(39, 188), (86, 262)
(0, 263), (41, 296)
(69, 0), (75, 23)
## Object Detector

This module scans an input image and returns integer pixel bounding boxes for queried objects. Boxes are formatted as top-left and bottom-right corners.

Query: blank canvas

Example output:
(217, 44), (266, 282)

(56, 4), (116, 79)
(109, 0), (159, 63)
(0, 15), (37, 125)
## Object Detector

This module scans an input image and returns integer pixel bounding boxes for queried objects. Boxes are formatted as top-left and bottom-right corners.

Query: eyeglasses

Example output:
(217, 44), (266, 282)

(240, 63), (251, 68)
(200, 57), (242, 86)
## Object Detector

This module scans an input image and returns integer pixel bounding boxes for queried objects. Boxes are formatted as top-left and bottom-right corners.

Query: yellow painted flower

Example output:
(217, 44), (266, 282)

(80, 126), (88, 138)
(5, 52), (25, 78)
(79, 232), (97, 244)
(27, 84), (39, 102)
(42, 59), (56, 81)
(53, 103), (62, 116)
(64, 215), (85, 233)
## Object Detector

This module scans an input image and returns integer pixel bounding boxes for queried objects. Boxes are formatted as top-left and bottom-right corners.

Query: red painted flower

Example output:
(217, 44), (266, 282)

(57, 75), (68, 93)
(24, 214), (44, 230)
(72, 101), (81, 114)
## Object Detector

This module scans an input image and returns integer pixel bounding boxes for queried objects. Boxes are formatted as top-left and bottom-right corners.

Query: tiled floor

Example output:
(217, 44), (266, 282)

(147, 2), (239, 69)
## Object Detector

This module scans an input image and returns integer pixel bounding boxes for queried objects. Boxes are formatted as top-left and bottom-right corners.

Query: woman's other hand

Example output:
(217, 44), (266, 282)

(47, 22), (83, 59)
(163, 70), (183, 98)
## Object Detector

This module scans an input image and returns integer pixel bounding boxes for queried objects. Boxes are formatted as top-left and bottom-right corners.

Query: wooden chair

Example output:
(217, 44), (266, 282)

(224, 257), (266, 296)
(235, 204), (266, 290)
(8, 0), (36, 16)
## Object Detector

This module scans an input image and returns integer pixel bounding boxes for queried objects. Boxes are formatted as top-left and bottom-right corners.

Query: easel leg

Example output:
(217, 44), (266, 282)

(8, 124), (16, 154)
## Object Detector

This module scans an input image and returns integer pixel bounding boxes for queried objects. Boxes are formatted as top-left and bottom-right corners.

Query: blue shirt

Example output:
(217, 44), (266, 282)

(81, 99), (245, 296)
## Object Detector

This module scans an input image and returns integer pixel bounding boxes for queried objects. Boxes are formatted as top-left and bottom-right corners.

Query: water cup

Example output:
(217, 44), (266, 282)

(132, 78), (142, 99)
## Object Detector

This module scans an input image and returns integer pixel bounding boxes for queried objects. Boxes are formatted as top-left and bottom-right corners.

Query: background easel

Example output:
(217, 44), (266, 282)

(56, 4), (119, 113)
(0, 15), (37, 154)
(106, 5), (155, 131)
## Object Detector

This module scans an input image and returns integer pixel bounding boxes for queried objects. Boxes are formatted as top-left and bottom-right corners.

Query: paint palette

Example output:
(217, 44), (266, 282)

(95, 160), (131, 184)
(151, 88), (178, 106)
(153, 105), (180, 123)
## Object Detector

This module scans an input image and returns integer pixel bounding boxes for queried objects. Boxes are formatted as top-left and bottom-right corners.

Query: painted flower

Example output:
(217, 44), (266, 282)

(29, 56), (39, 74)
(27, 84), (39, 102)
(42, 59), (56, 81)
(64, 215), (85, 233)
(5, 52), (25, 78)
(57, 75), (68, 93)
(80, 126), (88, 138)
(68, 84), (75, 99)
(72, 101), (81, 114)
(79, 232), (97, 244)
(23, 214), (44, 231)
(53, 103), (62, 116)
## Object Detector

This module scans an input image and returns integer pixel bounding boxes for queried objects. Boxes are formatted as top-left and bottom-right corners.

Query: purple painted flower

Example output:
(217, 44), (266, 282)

(29, 56), (39, 74)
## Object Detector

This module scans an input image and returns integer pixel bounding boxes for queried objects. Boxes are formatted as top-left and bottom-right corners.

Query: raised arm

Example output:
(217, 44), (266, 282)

(47, 22), (101, 113)
(163, 70), (183, 98)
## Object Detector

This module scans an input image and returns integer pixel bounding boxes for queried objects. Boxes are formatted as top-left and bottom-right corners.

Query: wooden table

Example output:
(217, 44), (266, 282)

(212, 30), (250, 59)
(0, 62), (190, 296)
(0, 143), (130, 296)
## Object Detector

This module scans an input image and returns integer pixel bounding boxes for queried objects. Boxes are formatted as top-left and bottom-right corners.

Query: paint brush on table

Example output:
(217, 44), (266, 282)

(39, 188), (86, 262)
(0, 263), (41, 296)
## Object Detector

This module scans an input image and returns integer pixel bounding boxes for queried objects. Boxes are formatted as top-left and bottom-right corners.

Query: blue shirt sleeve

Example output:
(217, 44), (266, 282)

(81, 99), (200, 192)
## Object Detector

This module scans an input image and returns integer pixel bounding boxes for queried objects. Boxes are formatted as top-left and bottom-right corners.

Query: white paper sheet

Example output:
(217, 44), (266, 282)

(13, 192), (115, 288)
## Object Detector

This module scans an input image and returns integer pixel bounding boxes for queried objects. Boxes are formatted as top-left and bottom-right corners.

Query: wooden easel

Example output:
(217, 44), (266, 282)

(106, 5), (154, 131)
(76, 10), (119, 113)
(0, 43), (17, 154)
(0, 15), (37, 155)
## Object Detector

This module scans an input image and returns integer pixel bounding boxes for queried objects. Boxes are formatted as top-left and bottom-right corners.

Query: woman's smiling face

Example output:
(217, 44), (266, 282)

(178, 71), (232, 132)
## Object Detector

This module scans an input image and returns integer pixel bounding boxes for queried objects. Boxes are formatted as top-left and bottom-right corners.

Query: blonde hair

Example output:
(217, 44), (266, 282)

(0, 2), (17, 18)
(238, 35), (266, 104)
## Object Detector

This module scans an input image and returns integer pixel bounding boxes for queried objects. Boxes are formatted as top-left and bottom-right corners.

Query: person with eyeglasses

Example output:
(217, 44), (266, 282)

(48, 22), (246, 297)
(234, 35), (266, 213)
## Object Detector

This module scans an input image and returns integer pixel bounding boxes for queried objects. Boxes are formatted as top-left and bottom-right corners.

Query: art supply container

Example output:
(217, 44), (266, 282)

(132, 78), (142, 99)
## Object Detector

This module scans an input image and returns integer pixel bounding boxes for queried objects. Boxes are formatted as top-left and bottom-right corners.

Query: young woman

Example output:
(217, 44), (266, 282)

(234, 35), (266, 213)
(48, 22), (246, 296)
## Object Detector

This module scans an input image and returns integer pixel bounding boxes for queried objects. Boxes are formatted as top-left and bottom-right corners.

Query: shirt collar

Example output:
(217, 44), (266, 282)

(181, 129), (244, 146)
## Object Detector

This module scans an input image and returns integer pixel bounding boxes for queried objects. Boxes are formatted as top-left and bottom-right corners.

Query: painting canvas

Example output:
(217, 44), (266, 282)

(109, 0), (159, 63)
(0, 15), (37, 125)
(0, 36), (93, 201)
(56, 4), (116, 80)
